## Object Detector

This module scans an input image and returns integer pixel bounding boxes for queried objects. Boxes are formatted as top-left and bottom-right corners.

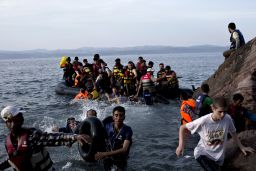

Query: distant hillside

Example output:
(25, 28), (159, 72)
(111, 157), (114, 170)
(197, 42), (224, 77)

(0, 45), (226, 58)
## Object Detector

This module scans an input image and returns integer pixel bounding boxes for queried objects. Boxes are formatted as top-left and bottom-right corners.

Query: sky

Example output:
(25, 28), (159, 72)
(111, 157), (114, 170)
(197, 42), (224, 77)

(0, 0), (255, 50)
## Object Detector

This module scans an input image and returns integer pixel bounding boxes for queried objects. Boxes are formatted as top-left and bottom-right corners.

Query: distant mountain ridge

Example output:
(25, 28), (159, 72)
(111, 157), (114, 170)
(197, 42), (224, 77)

(0, 45), (226, 58)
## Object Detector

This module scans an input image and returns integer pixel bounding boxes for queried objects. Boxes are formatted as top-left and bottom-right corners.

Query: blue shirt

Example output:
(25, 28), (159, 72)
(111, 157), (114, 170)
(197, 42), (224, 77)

(105, 122), (133, 159)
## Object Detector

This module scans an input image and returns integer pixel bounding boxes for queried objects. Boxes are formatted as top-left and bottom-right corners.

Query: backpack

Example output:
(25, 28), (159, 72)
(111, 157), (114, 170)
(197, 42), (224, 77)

(195, 94), (211, 117)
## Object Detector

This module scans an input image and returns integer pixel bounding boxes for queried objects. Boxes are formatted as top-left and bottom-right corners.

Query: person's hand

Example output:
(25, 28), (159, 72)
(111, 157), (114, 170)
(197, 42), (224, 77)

(95, 152), (107, 160)
(240, 146), (255, 156)
(76, 134), (92, 145)
(176, 145), (184, 157)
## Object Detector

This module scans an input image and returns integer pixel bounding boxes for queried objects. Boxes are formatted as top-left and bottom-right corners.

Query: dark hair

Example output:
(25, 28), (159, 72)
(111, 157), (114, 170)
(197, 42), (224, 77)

(67, 117), (75, 124)
(115, 58), (120, 62)
(213, 97), (228, 109)
(74, 56), (79, 60)
(201, 83), (210, 93)
(228, 22), (236, 30)
(233, 93), (244, 102)
(138, 56), (143, 60)
(165, 65), (171, 70)
(148, 61), (154, 66)
(87, 109), (97, 117)
(128, 61), (133, 65)
(112, 106), (125, 115)
(94, 54), (100, 59)
(80, 88), (86, 93)
(180, 91), (188, 100)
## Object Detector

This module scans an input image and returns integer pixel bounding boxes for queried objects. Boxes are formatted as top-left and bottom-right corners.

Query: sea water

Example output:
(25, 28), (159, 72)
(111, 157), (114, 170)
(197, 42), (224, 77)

(0, 52), (223, 170)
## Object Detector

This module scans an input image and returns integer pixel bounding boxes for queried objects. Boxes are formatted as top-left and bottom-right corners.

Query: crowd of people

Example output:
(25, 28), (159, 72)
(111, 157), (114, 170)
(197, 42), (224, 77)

(0, 22), (254, 171)
(61, 54), (180, 103)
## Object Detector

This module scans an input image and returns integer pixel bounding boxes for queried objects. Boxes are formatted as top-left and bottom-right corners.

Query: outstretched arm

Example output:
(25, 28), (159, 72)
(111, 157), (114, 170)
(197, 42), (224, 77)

(176, 124), (188, 157)
(29, 129), (91, 147)
(230, 132), (255, 155)
(135, 80), (142, 97)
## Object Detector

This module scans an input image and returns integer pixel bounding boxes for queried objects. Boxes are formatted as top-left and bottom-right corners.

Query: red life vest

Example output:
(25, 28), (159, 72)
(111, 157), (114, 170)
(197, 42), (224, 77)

(141, 73), (155, 92)
(6, 130), (31, 171)
(6, 129), (53, 171)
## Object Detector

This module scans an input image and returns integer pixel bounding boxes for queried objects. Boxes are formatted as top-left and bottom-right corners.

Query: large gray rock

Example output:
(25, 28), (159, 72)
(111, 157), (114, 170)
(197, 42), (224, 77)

(195, 37), (256, 112)
(194, 38), (256, 170)
(222, 130), (256, 171)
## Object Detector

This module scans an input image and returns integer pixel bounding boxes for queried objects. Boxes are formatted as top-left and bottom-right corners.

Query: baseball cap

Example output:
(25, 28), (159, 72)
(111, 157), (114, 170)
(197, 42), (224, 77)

(147, 68), (154, 72)
(1, 106), (25, 122)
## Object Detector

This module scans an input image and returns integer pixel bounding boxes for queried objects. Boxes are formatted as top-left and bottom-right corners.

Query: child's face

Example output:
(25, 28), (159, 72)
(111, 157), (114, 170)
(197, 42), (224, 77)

(69, 120), (77, 129)
(212, 106), (226, 121)
(113, 110), (125, 126)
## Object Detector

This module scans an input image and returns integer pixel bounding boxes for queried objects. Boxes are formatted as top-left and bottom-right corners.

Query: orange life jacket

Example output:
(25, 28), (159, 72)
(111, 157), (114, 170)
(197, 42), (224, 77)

(180, 99), (196, 125)
(74, 73), (80, 87)
(75, 91), (88, 100)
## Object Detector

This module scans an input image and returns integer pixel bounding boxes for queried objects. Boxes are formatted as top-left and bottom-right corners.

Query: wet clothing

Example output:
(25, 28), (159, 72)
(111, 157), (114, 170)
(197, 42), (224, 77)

(104, 122), (133, 171)
(196, 155), (220, 171)
(0, 128), (78, 171)
(186, 114), (236, 166)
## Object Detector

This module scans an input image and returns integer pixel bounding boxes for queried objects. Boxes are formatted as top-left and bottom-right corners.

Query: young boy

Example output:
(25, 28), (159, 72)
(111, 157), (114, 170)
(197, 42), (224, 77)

(95, 106), (133, 171)
(176, 97), (254, 171)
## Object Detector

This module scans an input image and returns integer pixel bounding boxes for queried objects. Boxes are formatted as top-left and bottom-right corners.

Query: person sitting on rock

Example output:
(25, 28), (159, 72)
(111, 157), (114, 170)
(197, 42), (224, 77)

(223, 22), (245, 59)
(228, 93), (256, 133)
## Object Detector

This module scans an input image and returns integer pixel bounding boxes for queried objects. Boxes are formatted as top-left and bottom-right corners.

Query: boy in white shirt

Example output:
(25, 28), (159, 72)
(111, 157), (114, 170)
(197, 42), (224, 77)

(176, 97), (254, 171)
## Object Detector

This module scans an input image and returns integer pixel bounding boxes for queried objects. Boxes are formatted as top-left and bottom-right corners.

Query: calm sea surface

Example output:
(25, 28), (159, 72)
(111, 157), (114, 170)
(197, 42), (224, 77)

(0, 52), (223, 171)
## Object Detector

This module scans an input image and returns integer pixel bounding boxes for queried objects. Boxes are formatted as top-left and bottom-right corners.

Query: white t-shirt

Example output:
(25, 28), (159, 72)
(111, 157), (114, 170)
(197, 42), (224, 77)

(186, 113), (236, 165)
